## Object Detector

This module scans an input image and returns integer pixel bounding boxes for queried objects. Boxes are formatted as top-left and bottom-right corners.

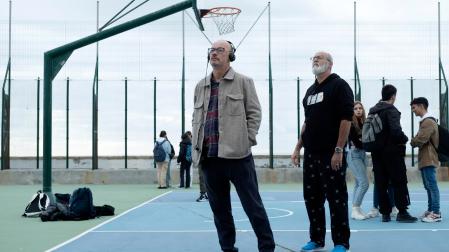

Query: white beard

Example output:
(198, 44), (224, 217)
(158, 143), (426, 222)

(312, 62), (328, 75)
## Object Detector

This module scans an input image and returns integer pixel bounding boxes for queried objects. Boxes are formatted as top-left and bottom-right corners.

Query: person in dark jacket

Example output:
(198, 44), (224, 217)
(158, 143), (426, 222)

(368, 84), (417, 223)
(177, 131), (192, 188)
(291, 51), (353, 252)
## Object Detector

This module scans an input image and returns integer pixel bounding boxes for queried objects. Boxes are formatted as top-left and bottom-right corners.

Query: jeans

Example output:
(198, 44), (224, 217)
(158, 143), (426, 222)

(347, 148), (369, 207)
(421, 165), (440, 213)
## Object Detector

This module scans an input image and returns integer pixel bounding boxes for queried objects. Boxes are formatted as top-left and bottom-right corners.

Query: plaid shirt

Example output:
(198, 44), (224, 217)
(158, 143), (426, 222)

(203, 79), (219, 157)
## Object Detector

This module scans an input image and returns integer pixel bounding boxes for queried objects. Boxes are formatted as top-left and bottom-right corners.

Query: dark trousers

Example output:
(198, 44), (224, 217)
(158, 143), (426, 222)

(198, 165), (207, 193)
(202, 155), (275, 252)
(303, 150), (350, 249)
(179, 161), (191, 188)
(371, 151), (411, 215)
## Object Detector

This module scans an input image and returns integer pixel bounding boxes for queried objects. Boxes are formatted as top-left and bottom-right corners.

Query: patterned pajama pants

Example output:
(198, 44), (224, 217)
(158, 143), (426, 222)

(303, 150), (351, 249)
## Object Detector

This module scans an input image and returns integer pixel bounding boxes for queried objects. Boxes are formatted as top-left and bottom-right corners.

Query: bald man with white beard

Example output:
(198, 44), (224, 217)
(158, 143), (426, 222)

(292, 51), (354, 252)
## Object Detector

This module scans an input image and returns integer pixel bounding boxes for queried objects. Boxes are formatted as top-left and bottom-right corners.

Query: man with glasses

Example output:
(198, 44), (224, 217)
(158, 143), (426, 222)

(192, 40), (275, 252)
(291, 51), (353, 252)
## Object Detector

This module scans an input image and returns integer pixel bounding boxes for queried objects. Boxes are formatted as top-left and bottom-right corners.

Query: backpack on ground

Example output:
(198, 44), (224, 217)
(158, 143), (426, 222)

(153, 139), (167, 162)
(426, 117), (449, 162)
(68, 187), (96, 220)
(185, 144), (192, 163)
(22, 190), (50, 217)
(362, 113), (384, 152)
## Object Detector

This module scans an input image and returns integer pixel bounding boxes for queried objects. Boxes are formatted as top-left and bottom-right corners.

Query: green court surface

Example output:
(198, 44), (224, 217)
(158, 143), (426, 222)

(0, 184), (165, 252)
(1, 182), (448, 252)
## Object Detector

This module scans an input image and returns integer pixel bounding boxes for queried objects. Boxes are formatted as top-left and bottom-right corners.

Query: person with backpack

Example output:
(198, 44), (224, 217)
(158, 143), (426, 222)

(154, 130), (172, 189)
(177, 131), (192, 188)
(367, 84), (417, 223)
(291, 51), (353, 252)
(410, 97), (442, 222)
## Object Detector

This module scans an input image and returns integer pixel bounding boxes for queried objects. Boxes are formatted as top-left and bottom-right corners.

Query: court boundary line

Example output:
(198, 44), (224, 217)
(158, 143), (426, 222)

(90, 228), (449, 233)
(45, 190), (173, 252)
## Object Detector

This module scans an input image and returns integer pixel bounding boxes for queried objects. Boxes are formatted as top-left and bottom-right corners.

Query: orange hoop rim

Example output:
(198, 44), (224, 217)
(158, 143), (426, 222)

(202, 7), (241, 18)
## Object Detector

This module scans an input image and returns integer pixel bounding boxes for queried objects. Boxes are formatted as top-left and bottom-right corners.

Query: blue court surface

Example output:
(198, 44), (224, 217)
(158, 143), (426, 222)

(47, 189), (449, 252)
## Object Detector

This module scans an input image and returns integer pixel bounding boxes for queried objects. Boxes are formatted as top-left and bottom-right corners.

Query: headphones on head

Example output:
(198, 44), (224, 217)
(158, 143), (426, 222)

(207, 40), (236, 62)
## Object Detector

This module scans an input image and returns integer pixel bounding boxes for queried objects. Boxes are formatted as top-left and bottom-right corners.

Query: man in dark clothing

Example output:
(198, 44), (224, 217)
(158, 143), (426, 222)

(192, 40), (274, 252)
(291, 51), (353, 252)
(368, 84), (417, 223)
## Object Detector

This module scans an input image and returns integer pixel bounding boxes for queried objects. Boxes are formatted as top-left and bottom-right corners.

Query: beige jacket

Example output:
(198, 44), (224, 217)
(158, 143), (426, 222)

(191, 68), (261, 167)
(410, 116), (439, 169)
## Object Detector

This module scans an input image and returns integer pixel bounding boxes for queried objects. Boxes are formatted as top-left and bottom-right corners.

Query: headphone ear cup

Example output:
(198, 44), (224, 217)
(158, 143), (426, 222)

(207, 53), (210, 61)
(229, 53), (235, 62)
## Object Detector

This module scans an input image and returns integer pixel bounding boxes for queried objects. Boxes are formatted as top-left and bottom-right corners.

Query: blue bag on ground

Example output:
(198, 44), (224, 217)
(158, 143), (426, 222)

(69, 187), (96, 220)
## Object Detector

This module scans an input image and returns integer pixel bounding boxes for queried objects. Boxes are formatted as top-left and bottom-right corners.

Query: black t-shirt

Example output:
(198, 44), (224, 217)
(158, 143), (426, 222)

(302, 73), (354, 153)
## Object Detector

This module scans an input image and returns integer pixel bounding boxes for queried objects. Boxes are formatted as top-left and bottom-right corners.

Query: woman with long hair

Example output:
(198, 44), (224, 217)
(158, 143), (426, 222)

(347, 101), (370, 220)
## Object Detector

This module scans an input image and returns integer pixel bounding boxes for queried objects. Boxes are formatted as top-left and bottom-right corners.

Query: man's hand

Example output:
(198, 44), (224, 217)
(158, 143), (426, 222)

(331, 152), (343, 170)
(291, 151), (300, 167)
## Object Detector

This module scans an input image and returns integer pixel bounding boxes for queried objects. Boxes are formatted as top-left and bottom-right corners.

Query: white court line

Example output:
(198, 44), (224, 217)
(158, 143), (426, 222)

(203, 207), (294, 223)
(45, 191), (173, 252)
(90, 228), (449, 233)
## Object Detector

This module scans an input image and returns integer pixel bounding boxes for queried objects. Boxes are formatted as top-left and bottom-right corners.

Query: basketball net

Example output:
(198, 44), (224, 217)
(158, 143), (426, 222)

(202, 7), (241, 35)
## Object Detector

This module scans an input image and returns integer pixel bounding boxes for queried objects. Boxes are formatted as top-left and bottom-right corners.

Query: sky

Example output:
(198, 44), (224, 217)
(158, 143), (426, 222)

(0, 0), (449, 159)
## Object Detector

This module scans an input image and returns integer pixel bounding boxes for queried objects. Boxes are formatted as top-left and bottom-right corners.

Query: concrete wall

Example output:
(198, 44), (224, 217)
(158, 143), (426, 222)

(1, 156), (448, 185)
(1, 155), (424, 169)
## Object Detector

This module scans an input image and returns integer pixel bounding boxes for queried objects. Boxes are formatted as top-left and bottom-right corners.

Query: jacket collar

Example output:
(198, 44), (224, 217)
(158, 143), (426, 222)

(420, 112), (436, 122)
(202, 67), (235, 87)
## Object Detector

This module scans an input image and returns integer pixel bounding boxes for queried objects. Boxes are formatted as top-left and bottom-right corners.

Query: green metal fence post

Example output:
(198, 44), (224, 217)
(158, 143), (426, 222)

(153, 77), (157, 168)
(37, 77), (40, 169)
(125, 77), (128, 169)
(268, 2), (273, 169)
(410, 77), (414, 167)
(92, 0), (99, 170)
(1, 0), (12, 171)
(66, 77), (69, 169)
(297, 77), (301, 140)
(181, 11), (186, 135)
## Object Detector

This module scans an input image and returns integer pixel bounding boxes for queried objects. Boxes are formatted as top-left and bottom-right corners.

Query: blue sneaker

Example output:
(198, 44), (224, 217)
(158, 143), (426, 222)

(301, 241), (325, 251)
(331, 245), (347, 252)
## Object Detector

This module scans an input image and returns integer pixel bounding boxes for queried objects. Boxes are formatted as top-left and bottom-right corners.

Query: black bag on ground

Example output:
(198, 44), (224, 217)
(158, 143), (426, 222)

(95, 204), (115, 216)
(68, 187), (96, 220)
(22, 190), (50, 217)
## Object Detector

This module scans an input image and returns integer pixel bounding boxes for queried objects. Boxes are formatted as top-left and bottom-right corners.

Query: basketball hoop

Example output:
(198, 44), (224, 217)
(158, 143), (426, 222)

(202, 7), (241, 35)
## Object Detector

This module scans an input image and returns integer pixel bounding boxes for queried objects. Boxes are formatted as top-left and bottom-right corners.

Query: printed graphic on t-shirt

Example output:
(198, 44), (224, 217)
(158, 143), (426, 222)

(307, 92), (324, 106)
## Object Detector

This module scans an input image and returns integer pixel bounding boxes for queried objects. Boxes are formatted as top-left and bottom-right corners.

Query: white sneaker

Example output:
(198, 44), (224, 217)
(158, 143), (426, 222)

(420, 210), (431, 219)
(422, 212), (442, 223)
(390, 207), (399, 217)
(366, 208), (380, 218)
(351, 206), (367, 220)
